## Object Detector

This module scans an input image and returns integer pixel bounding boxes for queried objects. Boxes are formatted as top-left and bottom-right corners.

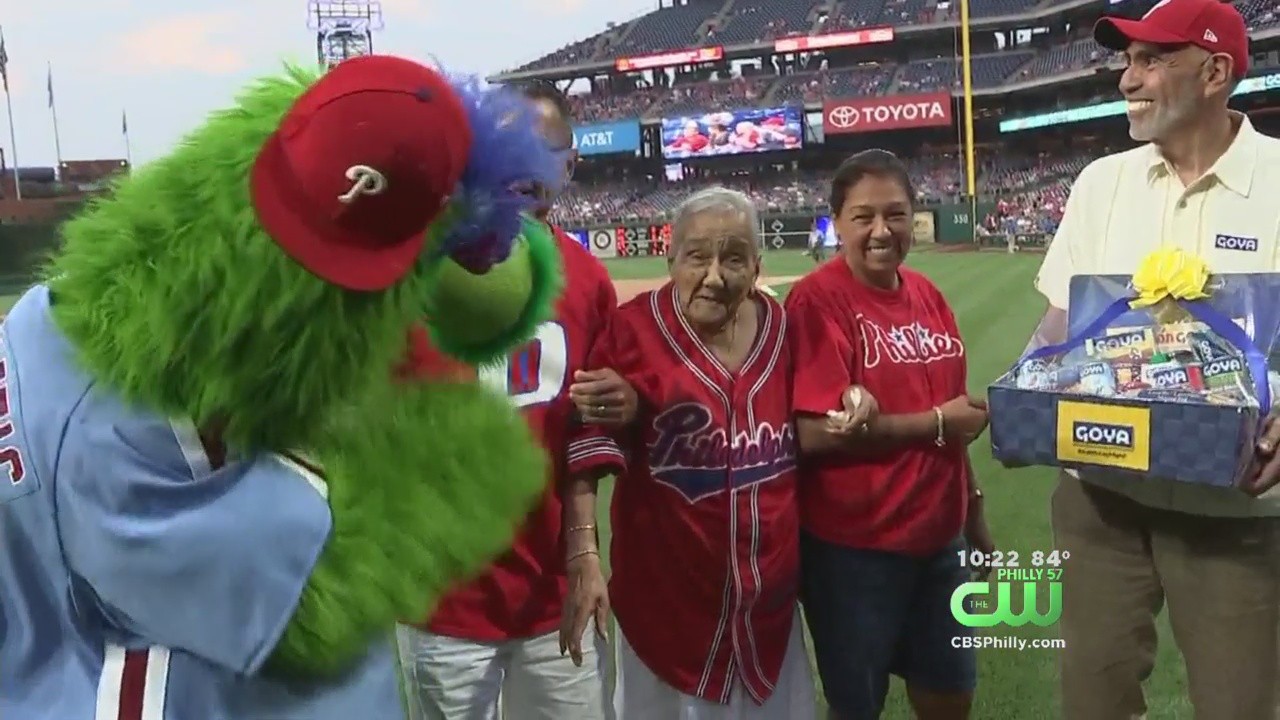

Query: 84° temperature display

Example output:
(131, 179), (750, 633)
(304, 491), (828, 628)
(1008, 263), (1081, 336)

(957, 549), (1071, 568)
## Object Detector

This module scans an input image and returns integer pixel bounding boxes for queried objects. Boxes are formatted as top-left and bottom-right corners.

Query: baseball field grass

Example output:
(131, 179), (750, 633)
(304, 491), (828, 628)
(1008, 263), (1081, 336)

(0, 250), (1194, 718)
(599, 249), (1195, 720)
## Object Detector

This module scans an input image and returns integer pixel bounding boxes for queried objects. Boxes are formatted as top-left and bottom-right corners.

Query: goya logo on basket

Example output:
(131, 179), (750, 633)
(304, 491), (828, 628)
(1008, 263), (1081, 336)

(1204, 357), (1244, 377)
(1072, 421), (1133, 447)
(1056, 401), (1150, 472)
(1148, 366), (1190, 387)
(1086, 329), (1153, 358)
(1213, 234), (1258, 252)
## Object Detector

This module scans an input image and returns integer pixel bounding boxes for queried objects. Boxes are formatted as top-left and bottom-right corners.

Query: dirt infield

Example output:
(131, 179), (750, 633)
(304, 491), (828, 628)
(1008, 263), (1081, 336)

(612, 275), (803, 303)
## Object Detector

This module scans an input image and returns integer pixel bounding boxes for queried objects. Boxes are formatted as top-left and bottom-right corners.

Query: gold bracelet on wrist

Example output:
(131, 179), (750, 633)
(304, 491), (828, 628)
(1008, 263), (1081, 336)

(933, 406), (946, 447)
(566, 548), (599, 564)
(566, 524), (596, 533)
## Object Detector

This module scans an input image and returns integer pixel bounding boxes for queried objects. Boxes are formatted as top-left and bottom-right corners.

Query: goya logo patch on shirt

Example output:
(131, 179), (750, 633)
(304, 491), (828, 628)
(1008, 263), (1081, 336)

(1213, 234), (1259, 252)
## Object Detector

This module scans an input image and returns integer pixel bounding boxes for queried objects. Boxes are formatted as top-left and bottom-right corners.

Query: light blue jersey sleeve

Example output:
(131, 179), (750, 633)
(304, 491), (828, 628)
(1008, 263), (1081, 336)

(55, 390), (332, 676)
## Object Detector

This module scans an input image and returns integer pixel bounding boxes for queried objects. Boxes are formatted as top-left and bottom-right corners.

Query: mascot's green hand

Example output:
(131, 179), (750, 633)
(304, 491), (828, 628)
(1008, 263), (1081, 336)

(423, 216), (562, 365)
(265, 380), (547, 678)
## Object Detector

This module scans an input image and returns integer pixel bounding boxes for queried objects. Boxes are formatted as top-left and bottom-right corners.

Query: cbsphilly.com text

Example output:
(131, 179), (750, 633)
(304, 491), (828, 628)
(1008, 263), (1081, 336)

(952, 636), (1066, 651)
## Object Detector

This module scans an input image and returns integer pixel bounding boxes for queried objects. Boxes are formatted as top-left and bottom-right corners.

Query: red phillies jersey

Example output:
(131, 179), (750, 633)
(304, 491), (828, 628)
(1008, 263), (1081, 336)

(786, 260), (970, 557)
(570, 283), (799, 705)
(421, 228), (616, 641)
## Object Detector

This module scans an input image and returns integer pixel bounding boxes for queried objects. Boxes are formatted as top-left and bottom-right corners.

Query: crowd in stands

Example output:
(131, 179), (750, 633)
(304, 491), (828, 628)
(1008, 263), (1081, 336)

(512, 1), (1279, 130)
(562, 35), (1276, 123)
(548, 145), (1105, 237)
(519, 0), (1278, 238)
(512, 0), (1279, 73)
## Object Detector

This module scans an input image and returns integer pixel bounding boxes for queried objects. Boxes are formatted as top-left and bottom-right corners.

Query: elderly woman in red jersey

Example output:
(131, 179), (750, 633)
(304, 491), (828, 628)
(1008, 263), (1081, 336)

(785, 149), (996, 720)
(558, 187), (837, 719)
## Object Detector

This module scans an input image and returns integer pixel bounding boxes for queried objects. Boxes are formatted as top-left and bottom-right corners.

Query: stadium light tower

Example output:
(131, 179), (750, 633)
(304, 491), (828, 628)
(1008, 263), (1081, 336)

(307, 1), (385, 70)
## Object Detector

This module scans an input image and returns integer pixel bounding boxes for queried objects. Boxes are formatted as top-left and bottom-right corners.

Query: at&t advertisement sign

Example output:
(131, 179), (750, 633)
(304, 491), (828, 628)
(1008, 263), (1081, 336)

(571, 120), (642, 156)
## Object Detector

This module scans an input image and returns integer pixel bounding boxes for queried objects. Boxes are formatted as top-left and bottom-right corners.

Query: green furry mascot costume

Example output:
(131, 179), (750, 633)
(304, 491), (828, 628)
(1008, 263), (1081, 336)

(0, 55), (564, 719)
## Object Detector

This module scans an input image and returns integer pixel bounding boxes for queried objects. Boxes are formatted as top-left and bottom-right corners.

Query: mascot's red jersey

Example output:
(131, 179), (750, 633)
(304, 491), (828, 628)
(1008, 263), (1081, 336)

(416, 228), (616, 641)
(569, 284), (800, 705)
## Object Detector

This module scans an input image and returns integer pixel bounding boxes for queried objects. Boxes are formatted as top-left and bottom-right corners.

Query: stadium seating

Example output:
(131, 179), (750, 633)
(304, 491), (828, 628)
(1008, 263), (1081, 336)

(876, 0), (934, 27)
(823, 0), (885, 30)
(615, 0), (723, 56)
(558, 39), (1113, 122)
(896, 51), (1034, 92)
(646, 76), (774, 116)
(568, 87), (663, 123)
(771, 65), (898, 104)
(508, 0), (1277, 73)
(547, 144), (1113, 233)
(515, 32), (611, 72)
(966, 0), (1046, 19)
(711, 0), (818, 44)
(1240, 0), (1278, 30)
(522, 0), (1278, 234)
(1014, 37), (1110, 80)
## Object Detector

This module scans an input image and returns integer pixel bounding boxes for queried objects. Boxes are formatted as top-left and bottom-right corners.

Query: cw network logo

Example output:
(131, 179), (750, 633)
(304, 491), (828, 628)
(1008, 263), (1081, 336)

(950, 581), (1062, 628)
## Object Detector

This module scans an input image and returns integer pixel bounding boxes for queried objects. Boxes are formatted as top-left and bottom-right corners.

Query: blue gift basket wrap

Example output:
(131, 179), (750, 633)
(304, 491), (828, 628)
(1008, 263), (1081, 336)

(987, 258), (1279, 488)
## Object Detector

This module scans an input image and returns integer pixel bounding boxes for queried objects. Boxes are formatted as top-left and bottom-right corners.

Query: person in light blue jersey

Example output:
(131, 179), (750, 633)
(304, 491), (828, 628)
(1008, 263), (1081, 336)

(0, 55), (566, 719)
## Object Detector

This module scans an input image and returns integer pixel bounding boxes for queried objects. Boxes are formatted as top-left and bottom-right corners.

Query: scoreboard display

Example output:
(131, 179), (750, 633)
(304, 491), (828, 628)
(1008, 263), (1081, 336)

(613, 224), (671, 257)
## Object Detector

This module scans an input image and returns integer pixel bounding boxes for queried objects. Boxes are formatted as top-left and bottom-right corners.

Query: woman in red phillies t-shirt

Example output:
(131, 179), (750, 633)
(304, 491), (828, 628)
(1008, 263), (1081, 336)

(784, 150), (996, 720)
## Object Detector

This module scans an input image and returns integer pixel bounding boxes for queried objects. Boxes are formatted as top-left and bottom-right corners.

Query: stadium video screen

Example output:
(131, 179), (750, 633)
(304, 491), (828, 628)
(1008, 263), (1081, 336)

(660, 105), (803, 160)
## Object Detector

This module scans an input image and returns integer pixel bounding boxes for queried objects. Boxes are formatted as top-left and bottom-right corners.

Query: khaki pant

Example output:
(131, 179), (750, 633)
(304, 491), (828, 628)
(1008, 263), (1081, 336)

(1052, 472), (1280, 720)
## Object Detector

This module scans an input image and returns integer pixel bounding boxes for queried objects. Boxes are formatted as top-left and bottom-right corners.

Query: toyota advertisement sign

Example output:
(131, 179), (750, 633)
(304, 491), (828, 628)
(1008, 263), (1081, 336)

(822, 92), (954, 135)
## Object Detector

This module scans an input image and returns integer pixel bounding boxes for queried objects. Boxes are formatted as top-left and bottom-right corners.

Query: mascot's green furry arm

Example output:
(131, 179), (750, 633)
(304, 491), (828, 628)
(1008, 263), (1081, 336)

(39, 55), (563, 697)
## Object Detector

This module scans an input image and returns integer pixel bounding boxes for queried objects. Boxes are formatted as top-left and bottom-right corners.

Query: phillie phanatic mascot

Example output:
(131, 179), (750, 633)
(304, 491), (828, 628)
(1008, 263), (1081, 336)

(0, 55), (566, 718)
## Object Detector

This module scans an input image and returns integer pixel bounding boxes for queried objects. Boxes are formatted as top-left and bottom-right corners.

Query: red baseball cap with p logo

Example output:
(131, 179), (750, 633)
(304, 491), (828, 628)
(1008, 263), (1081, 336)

(251, 54), (472, 291)
(1094, 0), (1250, 78)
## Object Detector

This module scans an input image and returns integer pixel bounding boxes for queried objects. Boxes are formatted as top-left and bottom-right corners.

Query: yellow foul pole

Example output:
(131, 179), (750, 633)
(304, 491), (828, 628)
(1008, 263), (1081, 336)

(958, 0), (978, 244)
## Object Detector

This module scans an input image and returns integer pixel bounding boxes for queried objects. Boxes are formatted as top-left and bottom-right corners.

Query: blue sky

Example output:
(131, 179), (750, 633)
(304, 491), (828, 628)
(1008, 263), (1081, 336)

(1, 0), (654, 168)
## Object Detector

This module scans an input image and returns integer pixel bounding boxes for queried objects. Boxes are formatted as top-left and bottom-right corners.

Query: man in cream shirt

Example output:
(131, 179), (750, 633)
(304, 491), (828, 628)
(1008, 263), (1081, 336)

(1029, 1), (1280, 718)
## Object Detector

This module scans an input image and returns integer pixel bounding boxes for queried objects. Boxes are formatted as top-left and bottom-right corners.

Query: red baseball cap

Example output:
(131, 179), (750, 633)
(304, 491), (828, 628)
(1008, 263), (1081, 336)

(251, 54), (471, 291)
(1095, 0), (1250, 78)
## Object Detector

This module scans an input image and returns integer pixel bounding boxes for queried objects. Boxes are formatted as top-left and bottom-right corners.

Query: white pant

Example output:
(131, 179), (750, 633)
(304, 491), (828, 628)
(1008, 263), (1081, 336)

(611, 610), (816, 720)
(396, 625), (607, 720)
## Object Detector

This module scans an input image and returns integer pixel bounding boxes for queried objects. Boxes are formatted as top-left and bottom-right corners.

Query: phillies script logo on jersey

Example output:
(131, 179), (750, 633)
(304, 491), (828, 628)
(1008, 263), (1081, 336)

(648, 403), (796, 504)
(823, 91), (953, 134)
(859, 318), (964, 368)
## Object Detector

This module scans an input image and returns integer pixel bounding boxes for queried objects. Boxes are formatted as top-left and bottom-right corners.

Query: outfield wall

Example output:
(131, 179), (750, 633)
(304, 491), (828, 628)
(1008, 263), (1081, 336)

(562, 202), (999, 260)
(0, 202), (1030, 292)
(0, 224), (59, 294)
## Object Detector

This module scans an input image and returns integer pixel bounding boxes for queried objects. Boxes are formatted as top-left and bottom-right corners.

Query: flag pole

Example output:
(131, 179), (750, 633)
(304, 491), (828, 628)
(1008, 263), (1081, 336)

(121, 110), (132, 170)
(959, 0), (977, 244)
(48, 63), (63, 178)
(3, 89), (20, 201)
(0, 26), (21, 200)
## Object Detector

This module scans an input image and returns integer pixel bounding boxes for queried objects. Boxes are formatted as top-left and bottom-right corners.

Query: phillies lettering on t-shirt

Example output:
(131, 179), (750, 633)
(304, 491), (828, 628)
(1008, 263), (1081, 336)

(786, 260), (970, 557)
(568, 284), (800, 705)
(422, 227), (617, 642)
(649, 402), (797, 503)
(861, 319), (964, 368)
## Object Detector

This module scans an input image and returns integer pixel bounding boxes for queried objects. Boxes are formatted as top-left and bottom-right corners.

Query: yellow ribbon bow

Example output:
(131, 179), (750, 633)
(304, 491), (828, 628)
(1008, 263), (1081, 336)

(1129, 248), (1212, 309)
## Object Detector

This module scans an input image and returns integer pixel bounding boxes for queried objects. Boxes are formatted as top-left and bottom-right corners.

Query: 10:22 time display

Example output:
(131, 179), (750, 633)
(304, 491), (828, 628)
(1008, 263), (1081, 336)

(957, 549), (1071, 568)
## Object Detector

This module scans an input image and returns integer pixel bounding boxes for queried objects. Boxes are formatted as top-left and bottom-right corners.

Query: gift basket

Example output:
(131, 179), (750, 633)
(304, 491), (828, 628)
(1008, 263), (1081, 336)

(988, 249), (1280, 487)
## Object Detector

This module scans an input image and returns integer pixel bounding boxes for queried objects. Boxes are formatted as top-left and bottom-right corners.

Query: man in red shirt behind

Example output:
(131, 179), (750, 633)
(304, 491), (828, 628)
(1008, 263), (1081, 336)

(396, 81), (612, 720)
